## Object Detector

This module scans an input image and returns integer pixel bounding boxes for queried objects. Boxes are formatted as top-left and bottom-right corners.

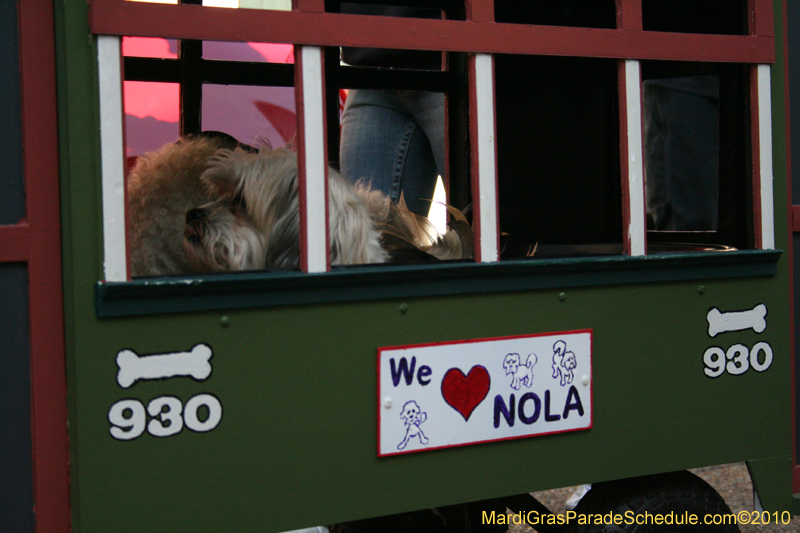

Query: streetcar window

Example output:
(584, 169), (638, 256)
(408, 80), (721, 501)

(642, 61), (752, 251)
(93, 0), (776, 287)
(203, 41), (294, 63)
(124, 81), (180, 160)
(495, 55), (622, 259)
(642, 0), (748, 35)
(494, 0), (617, 29)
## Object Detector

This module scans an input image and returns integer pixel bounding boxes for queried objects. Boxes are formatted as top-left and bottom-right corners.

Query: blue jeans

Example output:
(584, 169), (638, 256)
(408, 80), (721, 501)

(339, 90), (445, 216)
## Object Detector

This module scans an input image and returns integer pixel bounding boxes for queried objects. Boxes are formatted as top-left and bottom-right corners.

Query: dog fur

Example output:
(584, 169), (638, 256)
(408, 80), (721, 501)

(127, 134), (236, 277)
(128, 135), (470, 276)
(183, 146), (389, 272)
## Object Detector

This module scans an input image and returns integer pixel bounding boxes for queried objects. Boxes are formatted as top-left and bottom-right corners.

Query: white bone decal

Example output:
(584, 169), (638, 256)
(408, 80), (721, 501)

(116, 344), (213, 388)
(707, 304), (767, 338)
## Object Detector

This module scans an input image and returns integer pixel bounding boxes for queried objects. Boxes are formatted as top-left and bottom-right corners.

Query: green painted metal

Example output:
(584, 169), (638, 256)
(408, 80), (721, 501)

(55, 1), (795, 532)
(95, 250), (781, 317)
(69, 280), (795, 532)
(747, 457), (794, 514)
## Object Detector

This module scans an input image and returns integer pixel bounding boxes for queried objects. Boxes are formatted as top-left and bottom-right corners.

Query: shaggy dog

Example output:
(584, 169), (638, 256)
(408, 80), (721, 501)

(183, 147), (471, 273)
(183, 146), (387, 271)
(127, 133), (245, 277)
(502, 352), (537, 390)
(128, 135), (471, 276)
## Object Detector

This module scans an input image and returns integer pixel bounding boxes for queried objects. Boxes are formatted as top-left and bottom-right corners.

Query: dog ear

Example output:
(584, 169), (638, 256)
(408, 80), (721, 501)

(202, 150), (241, 198)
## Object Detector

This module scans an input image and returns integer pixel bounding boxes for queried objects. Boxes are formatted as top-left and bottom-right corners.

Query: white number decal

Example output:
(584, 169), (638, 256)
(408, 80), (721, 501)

(704, 342), (773, 378)
(109, 394), (222, 440)
(702, 347), (726, 378)
(108, 399), (147, 440)
(725, 344), (750, 375)
(750, 342), (773, 372)
(184, 394), (223, 432)
(147, 396), (184, 437)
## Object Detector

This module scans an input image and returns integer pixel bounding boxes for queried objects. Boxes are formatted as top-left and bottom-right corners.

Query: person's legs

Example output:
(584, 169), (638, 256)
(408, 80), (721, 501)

(340, 90), (440, 216)
(402, 90), (446, 179)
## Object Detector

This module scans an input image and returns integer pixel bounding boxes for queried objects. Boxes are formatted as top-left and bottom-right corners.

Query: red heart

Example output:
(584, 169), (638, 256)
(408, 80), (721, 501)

(441, 366), (491, 421)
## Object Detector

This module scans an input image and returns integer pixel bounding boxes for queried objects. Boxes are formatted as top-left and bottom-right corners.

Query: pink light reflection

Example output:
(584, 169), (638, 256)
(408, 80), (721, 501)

(124, 81), (180, 122)
(121, 36), (178, 59)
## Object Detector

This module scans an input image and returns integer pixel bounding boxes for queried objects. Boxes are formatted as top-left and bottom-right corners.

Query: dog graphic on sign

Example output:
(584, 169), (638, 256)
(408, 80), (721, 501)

(397, 400), (429, 450)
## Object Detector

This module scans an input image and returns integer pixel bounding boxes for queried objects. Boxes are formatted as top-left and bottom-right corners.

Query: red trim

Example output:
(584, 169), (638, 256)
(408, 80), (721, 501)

(376, 348), (382, 456)
(379, 421), (592, 458)
(294, 0), (324, 13)
(442, 90), (450, 204)
(295, 47), (309, 273)
(377, 328), (595, 354)
(0, 224), (31, 262)
(792, 206), (800, 233)
(465, 0), (494, 23)
(489, 59), (500, 261)
(618, 61), (633, 256)
(616, 0), (643, 31)
(467, 55), (482, 263)
(751, 65), (764, 249)
(783, 0), (798, 491)
(18, 0), (70, 530)
(122, 44), (132, 282)
(794, 466), (800, 494)
(749, 0), (775, 37)
(88, 0), (775, 64)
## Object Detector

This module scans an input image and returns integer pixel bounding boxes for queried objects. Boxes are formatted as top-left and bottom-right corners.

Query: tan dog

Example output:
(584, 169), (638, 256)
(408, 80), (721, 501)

(127, 134), (239, 276)
(129, 135), (471, 276)
(183, 147), (389, 271)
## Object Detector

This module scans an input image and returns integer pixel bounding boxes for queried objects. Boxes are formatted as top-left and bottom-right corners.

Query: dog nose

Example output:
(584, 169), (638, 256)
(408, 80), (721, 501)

(186, 208), (206, 223)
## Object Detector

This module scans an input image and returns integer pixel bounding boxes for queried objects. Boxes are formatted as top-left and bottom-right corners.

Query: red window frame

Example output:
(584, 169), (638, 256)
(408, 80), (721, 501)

(88, 0), (777, 274)
(88, 0), (774, 63)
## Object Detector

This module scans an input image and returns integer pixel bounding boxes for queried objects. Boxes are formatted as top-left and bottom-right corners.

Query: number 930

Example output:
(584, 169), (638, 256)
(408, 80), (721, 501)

(108, 394), (222, 441)
(703, 342), (773, 378)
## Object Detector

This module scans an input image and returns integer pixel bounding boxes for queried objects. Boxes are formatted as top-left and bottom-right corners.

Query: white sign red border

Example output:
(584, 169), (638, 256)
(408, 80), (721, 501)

(377, 330), (593, 457)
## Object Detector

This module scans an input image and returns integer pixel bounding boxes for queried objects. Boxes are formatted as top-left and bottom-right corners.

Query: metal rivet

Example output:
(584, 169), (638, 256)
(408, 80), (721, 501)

(559, 292), (567, 302)
(698, 285), (705, 295)
(384, 397), (393, 409)
(399, 303), (408, 314)
(220, 315), (231, 327)
(581, 375), (590, 386)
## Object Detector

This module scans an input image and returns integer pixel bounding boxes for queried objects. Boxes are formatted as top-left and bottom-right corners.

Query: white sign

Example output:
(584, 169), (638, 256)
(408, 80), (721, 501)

(377, 330), (592, 457)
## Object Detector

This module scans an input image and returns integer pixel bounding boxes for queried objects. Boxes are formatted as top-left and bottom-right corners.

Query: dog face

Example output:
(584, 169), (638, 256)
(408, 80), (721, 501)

(562, 352), (577, 371)
(183, 147), (388, 272)
(183, 148), (301, 272)
(503, 353), (521, 375)
(399, 401), (422, 425)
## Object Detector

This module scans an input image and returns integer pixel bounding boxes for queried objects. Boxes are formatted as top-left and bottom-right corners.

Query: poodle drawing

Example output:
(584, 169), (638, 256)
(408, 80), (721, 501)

(552, 340), (577, 386)
(398, 400), (429, 450)
(503, 352), (537, 390)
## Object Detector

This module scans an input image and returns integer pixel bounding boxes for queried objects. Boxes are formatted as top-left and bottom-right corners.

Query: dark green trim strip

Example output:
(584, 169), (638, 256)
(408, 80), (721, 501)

(95, 249), (782, 317)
